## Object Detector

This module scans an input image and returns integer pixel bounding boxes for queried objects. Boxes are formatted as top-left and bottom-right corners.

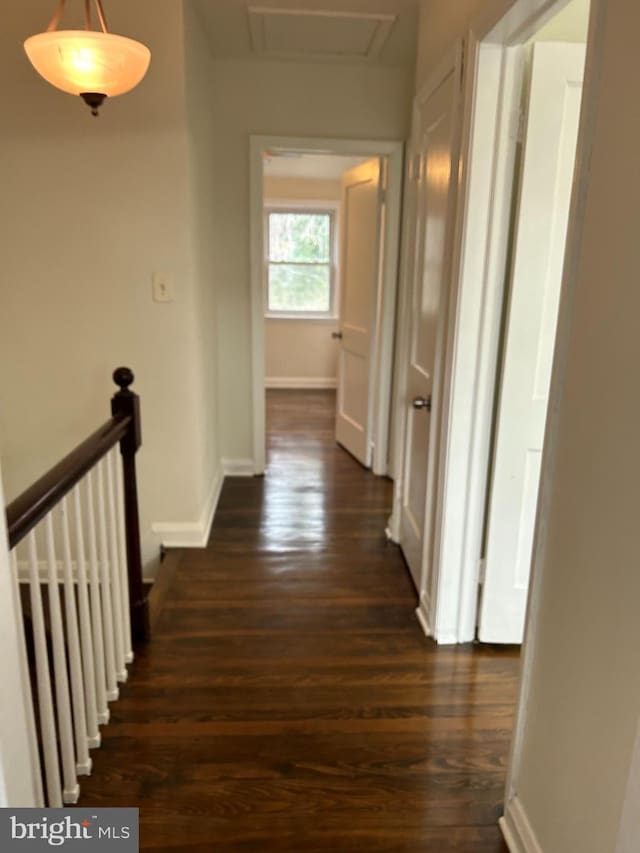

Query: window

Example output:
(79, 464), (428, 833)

(265, 209), (336, 317)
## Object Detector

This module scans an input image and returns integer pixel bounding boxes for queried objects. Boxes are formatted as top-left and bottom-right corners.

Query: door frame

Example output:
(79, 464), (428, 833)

(417, 0), (605, 647)
(249, 136), (405, 476)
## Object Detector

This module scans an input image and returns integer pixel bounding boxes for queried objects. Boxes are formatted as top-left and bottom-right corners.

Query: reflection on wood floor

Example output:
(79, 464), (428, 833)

(79, 389), (518, 851)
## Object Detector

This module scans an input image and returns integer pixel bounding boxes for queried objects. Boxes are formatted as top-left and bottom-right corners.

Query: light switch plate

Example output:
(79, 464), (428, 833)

(152, 273), (173, 303)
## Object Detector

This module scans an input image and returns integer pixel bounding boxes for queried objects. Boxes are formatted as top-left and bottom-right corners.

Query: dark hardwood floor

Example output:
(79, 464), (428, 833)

(80, 389), (519, 851)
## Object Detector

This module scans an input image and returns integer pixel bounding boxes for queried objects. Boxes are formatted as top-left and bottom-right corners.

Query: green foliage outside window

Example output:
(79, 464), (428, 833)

(267, 212), (333, 313)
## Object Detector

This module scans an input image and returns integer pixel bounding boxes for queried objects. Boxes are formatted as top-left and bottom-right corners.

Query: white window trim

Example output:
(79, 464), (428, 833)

(263, 199), (340, 320)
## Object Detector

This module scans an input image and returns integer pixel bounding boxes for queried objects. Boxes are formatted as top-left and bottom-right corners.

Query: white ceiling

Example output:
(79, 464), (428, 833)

(263, 152), (368, 179)
(192, 0), (419, 66)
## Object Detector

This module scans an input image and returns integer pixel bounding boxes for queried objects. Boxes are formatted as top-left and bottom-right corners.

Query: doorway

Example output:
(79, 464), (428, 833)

(249, 137), (404, 478)
(480, 17), (589, 643)
(397, 0), (596, 645)
(262, 152), (370, 467)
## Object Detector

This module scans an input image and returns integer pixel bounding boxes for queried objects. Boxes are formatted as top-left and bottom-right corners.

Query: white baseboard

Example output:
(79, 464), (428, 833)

(385, 512), (401, 543)
(415, 593), (463, 646)
(152, 467), (224, 548)
(415, 595), (433, 638)
(434, 630), (461, 645)
(500, 797), (543, 853)
(265, 377), (338, 389)
(222, 458), (256, 477)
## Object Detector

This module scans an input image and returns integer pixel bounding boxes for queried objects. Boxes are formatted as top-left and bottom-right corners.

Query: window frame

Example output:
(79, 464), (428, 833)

(263, 200), (340, 320)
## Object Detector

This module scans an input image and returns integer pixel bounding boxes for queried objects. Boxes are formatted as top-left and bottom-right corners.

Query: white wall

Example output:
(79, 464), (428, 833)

(416, 0), (640, 849)
(534, 0), (590, 41)
(0, 465), (40, 807)
(183, 2), (223, 518)
(511, 0), (640, 847)
(264, 176), (341, 388)
(210, 59), (413, 462)
(0, 1), (221, 572)
(265, 320), (339, 387)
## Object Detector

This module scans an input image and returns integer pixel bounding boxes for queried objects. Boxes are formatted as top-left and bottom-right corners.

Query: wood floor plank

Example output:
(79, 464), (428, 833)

(78, 390), (518, 852)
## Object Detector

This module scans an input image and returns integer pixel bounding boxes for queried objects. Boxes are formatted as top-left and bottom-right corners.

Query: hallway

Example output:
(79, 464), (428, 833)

(80, 390), (519, 851)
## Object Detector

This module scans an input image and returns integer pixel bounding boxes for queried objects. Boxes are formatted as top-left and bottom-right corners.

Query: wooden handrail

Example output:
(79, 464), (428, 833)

(6, 415), (130, 550)
(5, 367), (150, 644)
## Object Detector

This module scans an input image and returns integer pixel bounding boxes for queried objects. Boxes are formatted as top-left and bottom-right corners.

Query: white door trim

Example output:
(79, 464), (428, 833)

(433, 37), (530, 645)
(249, 135), (404, 476)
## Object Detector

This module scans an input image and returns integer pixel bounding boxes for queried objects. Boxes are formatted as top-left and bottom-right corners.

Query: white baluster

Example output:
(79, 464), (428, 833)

(26, 533), (62, 807)
(10, 549), (44, 807)
(96, 459), (119, 702)
(44, 514), (79, 804)
(59, 498), (91, 776)
(85, 470), (109, 724)
(106, 450), (127, 682)
(72, 485), (101, 747)
(114, 449), (133, 664)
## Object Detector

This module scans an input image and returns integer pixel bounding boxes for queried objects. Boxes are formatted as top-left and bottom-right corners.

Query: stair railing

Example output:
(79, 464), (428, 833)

(4, 367), (149, 807)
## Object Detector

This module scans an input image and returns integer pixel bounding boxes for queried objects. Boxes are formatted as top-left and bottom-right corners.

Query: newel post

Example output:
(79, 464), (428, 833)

(111, 367), (150, 645)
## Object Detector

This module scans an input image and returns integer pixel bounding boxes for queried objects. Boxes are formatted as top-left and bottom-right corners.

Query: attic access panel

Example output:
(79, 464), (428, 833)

(248, 7), (397, 62)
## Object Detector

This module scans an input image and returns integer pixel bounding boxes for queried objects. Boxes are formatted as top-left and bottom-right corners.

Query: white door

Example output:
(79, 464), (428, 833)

(335, 159), (383, 467)
(479, 43), (586, 643)
(400, 68), (460, 590)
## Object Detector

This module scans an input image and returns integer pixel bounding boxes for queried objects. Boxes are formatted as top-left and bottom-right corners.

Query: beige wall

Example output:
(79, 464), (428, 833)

(0, 1), (220, 572)
(211, 59), (413, 460)
(265, 320), (339, 385)
(417, 0), (639, 849)
(264, 176), (341, 202)
(264, 176), (341, 386)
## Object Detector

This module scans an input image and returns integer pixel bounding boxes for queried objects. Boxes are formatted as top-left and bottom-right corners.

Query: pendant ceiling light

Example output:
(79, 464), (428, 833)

(24, 0), (151, 116)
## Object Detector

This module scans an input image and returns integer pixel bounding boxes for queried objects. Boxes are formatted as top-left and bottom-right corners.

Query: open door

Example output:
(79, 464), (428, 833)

(479, 43), (586, 643)
(399, 63), (461, 591)
(335, 159), (383, 467)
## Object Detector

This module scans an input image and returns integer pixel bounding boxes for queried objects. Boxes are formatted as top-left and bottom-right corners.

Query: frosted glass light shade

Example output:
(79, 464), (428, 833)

(24, 30), (151, 98)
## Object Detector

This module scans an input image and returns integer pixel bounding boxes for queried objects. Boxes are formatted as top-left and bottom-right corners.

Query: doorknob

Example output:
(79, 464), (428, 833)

(412, 396), (432, 412)
(332, 332), (343, 340)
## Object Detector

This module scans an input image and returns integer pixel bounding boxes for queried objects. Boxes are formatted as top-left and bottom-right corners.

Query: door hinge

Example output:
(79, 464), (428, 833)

(478, 558), (487, 585)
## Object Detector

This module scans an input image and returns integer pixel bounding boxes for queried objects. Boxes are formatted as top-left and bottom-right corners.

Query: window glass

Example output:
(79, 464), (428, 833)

(266, 211), (333, 315)
(269, 213), (331, 263)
